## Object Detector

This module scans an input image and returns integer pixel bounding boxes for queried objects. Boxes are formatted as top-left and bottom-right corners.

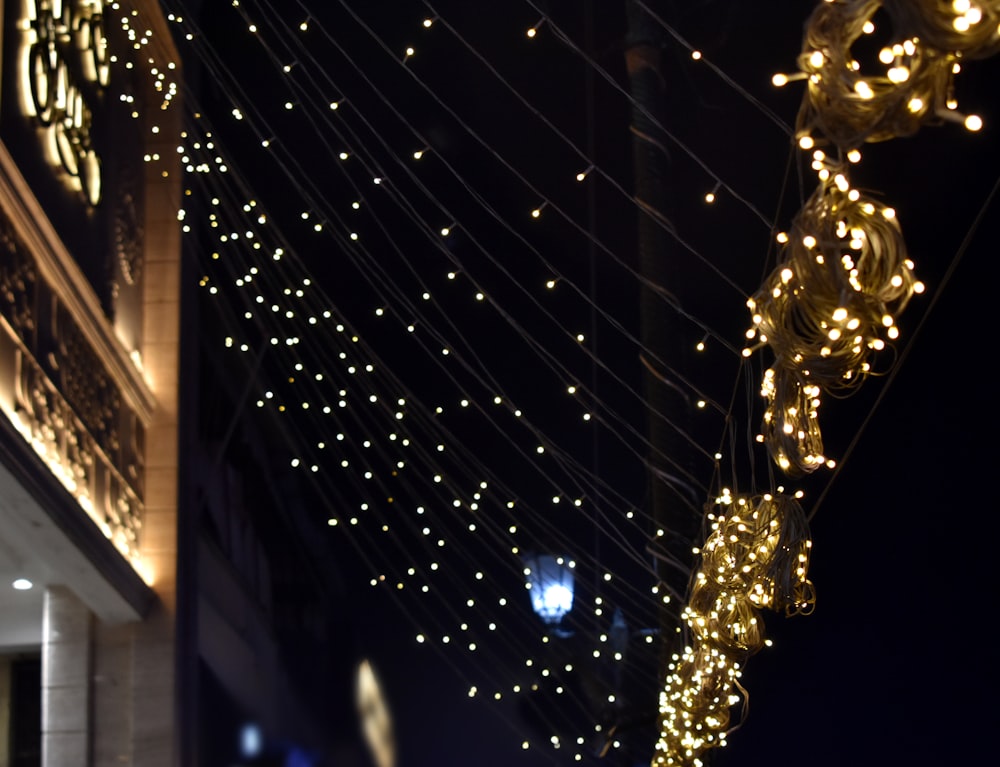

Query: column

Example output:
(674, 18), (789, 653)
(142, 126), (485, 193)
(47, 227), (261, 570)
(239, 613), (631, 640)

(92, 622), (134, 767)
(41, 585), (92, 767)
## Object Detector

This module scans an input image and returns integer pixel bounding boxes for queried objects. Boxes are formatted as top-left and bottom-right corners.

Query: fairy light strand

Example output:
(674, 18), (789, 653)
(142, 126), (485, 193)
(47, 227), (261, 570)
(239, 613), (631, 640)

(170, 0), (732, 474)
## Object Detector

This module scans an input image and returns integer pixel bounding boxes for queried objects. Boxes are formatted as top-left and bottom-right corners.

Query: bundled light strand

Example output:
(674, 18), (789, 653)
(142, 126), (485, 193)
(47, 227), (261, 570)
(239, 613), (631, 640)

(653, 493), (814, 766)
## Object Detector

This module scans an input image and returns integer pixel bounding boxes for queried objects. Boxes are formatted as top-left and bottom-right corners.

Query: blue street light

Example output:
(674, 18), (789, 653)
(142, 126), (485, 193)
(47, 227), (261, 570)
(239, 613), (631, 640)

(523, 554), (575, 626)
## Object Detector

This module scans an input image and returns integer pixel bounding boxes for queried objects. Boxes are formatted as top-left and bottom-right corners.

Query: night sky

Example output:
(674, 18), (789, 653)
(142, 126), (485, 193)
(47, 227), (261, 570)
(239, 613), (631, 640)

(169, 1), (998, 765)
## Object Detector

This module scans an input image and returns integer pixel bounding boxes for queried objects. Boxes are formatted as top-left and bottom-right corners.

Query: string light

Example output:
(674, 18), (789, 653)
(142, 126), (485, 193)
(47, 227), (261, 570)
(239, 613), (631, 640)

(177, 95), (670, 752)
(684, 0), (998, 759)
(759, 368), (825, 476)
(653, 494), (814, 766)
(750, 179), (918, 375)
(162, 1), (997, 761)
(883, 0), (1000, 59)
(744, 174), (922, 471)
(779, 0), (993, 149)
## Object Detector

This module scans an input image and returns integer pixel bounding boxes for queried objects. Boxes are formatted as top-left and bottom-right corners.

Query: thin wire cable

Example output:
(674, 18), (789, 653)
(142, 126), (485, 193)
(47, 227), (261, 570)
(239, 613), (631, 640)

(181, 115), (681, 589)
(423, 0), (754, 298)
(807, 168), (1000, 523)
(175, 5), (730, 468)
(630, 0), (793, 135)
(267, 0), (745, 354)
(317, 0), (754, 300)
(522, 0), (775, 228)
(192, 241), (664, 721)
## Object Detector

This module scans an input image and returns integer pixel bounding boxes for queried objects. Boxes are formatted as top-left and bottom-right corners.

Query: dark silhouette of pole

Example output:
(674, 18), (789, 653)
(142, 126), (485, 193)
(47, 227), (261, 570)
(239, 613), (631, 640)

(625, 1), (700, 679)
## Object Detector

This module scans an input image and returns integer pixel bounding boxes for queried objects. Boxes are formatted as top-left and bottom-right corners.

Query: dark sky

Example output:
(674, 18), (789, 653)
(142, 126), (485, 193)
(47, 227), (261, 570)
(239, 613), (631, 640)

(171, 1), (999, 765)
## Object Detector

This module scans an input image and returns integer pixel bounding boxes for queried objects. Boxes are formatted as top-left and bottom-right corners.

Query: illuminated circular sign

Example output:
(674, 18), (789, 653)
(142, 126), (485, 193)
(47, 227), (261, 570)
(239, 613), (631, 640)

(22, 0), (108, 207)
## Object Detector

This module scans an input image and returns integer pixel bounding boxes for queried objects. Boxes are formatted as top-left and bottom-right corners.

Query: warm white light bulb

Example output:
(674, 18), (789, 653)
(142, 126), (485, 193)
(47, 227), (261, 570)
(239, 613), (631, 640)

(965, 114), (984, 131)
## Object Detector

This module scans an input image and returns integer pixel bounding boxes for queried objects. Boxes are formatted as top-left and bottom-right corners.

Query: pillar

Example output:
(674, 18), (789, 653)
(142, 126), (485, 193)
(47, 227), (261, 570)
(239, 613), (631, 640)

(41, 586), (92, 767)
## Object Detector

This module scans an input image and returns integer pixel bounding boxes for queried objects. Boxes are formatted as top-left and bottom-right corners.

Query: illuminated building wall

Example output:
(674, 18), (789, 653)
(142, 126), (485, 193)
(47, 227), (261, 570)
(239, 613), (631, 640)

(0, 1), (182, 764)
(0, 2), (342, 766)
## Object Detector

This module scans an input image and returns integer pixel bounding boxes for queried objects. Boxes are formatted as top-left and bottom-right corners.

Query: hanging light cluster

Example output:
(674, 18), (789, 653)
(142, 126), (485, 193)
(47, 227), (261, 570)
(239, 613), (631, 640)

(883, 0), (1000, 60)
(752, 0), (999, 477)
(652, 493), (814, 766)
(784, 0), (998, 148)
(747, 179), (921, 475)
(653, 2), (997, 766)
(792, 0), (951, 146)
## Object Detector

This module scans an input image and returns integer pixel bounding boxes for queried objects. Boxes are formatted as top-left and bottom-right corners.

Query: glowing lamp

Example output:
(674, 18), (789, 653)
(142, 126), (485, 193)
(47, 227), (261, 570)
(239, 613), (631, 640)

(239, 723), (262, 758)
(523, 554), (574, 625)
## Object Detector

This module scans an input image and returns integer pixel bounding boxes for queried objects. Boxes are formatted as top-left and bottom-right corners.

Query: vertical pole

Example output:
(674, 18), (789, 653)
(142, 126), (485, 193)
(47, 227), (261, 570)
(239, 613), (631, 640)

(625, 0), (699, 676)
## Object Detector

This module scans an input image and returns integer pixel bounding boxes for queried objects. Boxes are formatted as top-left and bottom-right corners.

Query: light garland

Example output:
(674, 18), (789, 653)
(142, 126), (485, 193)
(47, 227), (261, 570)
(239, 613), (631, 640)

(745, 174), (923, 474)
(883, 0), (1000, 59)
(653, 492), (814, 766)
(156, 2), (999, 763)
(789, 0), (956, 148)
(747, 177), (920, 395)
(776, 0), (992, 149)
(651, 1), (997, 764)
(752, 0), (1000, 477)
(759, 367), (827, 477)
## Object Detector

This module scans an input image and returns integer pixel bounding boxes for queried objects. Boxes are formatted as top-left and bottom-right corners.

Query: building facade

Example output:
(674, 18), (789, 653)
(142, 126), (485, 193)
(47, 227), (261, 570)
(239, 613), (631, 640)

(0, 2), (340, 765)
(0, 0), (183, 765)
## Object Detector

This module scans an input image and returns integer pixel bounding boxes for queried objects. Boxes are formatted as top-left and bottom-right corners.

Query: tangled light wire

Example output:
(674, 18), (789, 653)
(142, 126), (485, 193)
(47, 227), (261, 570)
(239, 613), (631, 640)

(755, 0), (993, 477)
(652, 492), (814, 766)
(653, 2), (1000, 765)
(748, 177), (922, 476)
